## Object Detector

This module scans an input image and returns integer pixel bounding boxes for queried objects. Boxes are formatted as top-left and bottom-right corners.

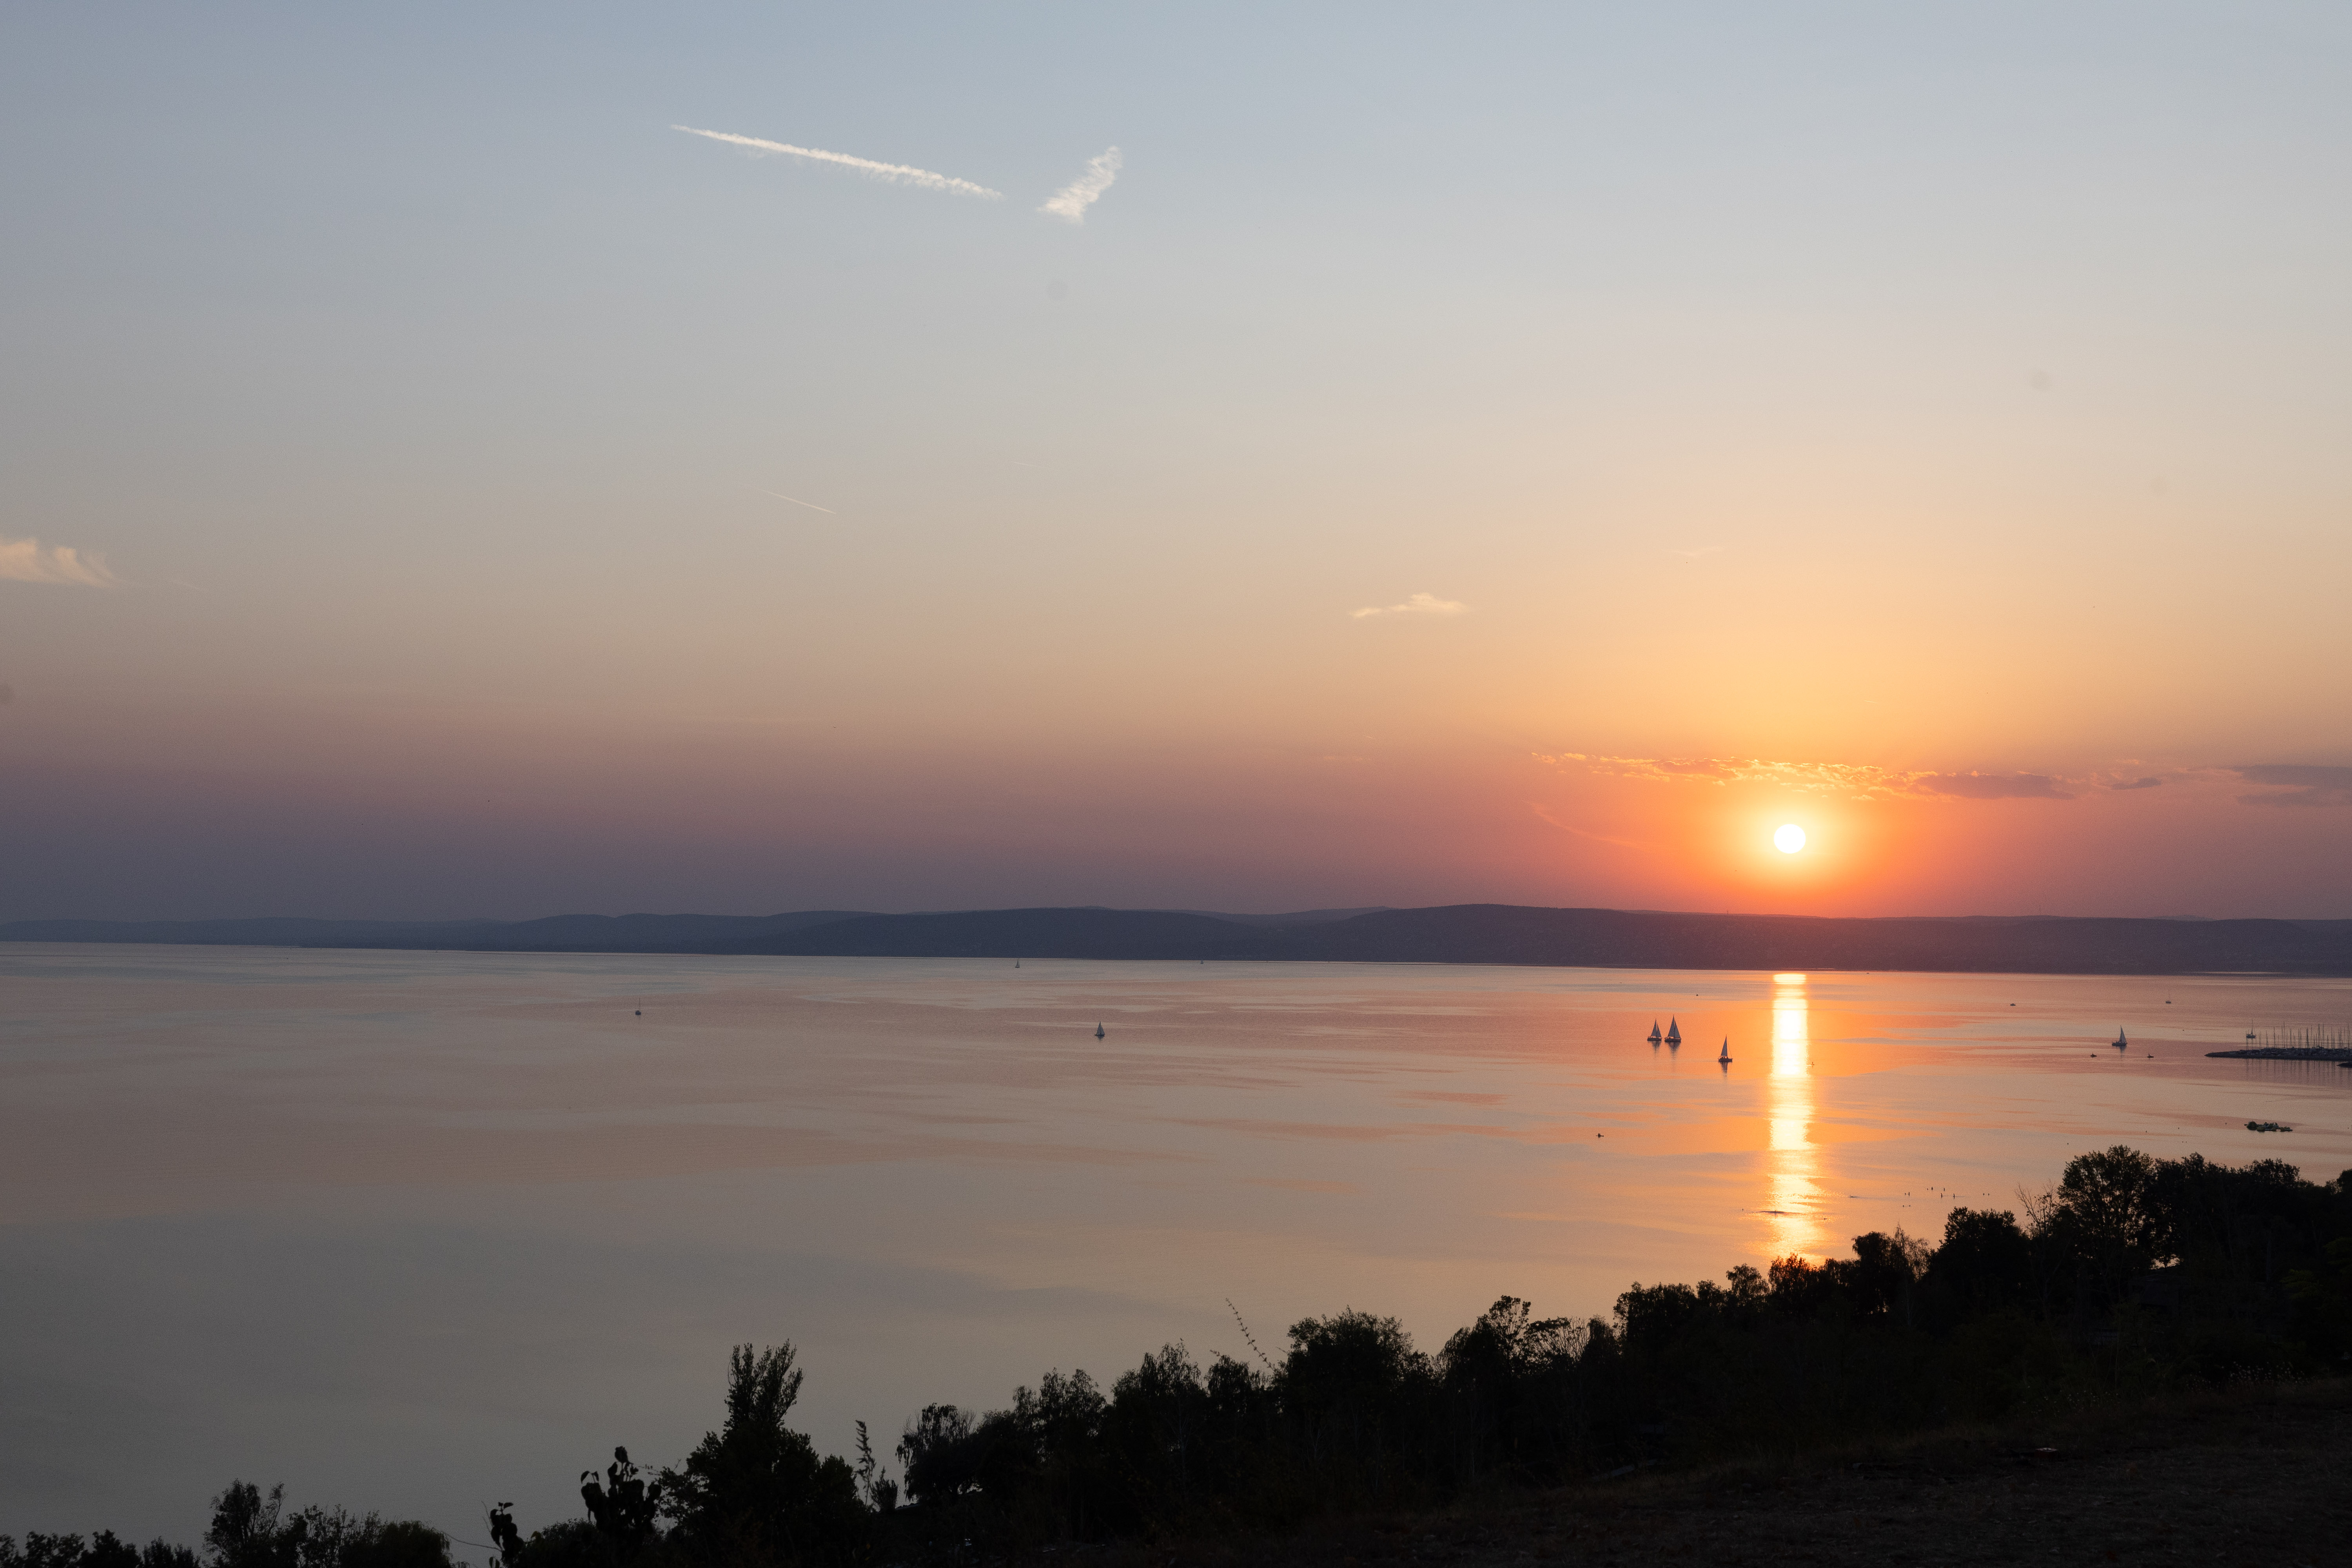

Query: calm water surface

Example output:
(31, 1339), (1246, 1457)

(4, 945), (2349, 1543)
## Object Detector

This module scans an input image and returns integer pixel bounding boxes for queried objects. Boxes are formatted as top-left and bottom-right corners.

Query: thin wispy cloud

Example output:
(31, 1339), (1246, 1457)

(1352, 593), (1468, 620)
(1040, 147), (1122, 225)
(1536, 753), (2074, 800)
(1532, 803), (1649, 849)
(758, 489), (836, 515)
(1671, 546), (1725, 559)
(1, 535), (117, 587)
(672, 125), (1002, 200)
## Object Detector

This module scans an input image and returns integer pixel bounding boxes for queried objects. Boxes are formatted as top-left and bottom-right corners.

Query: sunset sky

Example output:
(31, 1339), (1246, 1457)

(4, 3), (2349, 922)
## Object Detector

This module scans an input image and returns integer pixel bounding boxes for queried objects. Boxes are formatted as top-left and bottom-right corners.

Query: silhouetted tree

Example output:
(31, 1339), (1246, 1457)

(195, 1483), (447, 1568)
(2047, 1145), (2166, 1316)
(893, 1405), (976, 1506)
(1922, 1208), (2035, 1322)
(660, 1344), (864, 1568)
(579, 1450), (662, 1563)
(849, 1424), (895, 1517)
(485, 1508), (523, 1568)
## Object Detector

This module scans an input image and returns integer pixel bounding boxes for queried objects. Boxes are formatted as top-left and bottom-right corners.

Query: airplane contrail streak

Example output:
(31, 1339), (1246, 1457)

(674, 125), (1002, 199)
(759, 490), (837, 515)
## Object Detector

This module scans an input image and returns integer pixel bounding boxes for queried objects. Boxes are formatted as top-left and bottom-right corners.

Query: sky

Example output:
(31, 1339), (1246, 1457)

(3, 2), (2350, 922)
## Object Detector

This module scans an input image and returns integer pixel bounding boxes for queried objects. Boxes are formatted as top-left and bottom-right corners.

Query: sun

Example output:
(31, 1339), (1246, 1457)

(1773, 823), (1807, 855)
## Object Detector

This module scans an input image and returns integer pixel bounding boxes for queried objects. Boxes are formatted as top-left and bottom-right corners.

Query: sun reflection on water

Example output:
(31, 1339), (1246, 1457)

(1764, 972), (1822, 1258)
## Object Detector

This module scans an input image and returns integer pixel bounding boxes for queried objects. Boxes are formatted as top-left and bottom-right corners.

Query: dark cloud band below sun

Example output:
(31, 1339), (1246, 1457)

(1915, 772), (2069, 800)
(2235, 764), (2352, 808)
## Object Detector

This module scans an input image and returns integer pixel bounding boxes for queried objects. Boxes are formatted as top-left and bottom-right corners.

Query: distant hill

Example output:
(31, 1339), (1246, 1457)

(0, 910), (868, 953)
(6, 904), (2351, 975)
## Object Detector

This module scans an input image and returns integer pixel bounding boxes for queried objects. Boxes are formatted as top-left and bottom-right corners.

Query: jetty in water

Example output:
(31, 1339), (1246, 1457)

(2207, 1046), (2352, 1061)
(2209, 1025), (2352, 1062)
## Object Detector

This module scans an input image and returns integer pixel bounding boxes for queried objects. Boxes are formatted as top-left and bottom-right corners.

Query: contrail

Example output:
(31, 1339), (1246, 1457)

(674, 125), (1002, 200)
(1040, 147), (1122, 224)
(759, 490), (836, 515)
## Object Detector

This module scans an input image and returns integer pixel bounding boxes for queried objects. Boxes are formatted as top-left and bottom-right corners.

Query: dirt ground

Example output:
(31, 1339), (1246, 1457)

(1073, 1379), (2352, 1568)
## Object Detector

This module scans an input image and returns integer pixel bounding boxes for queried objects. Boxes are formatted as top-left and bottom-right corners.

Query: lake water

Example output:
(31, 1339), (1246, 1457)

(3, 945), (2349, 1546)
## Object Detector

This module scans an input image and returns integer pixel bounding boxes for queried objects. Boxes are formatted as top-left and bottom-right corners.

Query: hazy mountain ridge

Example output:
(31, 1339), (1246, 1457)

(0, 910), (871, 953)
(7, 904), (2351, 974)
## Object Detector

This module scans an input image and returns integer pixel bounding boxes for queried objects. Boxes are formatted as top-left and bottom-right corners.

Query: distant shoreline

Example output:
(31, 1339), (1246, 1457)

(6, 904), (2351, 978)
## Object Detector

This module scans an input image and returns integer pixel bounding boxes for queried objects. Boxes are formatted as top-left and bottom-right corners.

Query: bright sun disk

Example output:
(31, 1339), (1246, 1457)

(1774, 824), (1807, 855)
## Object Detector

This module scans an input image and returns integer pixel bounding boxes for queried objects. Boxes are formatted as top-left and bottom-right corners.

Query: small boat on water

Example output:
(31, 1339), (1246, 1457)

(1647, 1020), (1662, 1045)
(2112, 1029), (2128, 1049)
(1095, 1022), (1106, 1040)
(1717, 1037), (1733, 1065)
(1665, 1018), (1681, 1047)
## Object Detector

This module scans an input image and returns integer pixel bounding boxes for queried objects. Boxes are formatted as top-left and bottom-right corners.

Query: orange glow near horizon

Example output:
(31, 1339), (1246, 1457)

(1704, 793), (1873, 905)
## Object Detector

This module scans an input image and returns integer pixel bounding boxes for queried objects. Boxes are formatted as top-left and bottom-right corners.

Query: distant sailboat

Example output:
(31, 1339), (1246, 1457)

(1717, 1037), (1733, 1065)
(1647, 1020), (1662, 1045)
(1665, 1018), (1681, 1047)
(2112, 1029), (2128, 1049)
(1095, 1022), (1106, 1040)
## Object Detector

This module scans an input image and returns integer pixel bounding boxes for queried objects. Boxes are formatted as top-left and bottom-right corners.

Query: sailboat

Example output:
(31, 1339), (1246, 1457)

(1095, 1022), (1106, 1040)
(2112, 1029), (2127, 1049)
(1717, 1036), (1733, 1065)
(1664, 1018), (1681, 1047)
(1647, 1020), (1662, 1045)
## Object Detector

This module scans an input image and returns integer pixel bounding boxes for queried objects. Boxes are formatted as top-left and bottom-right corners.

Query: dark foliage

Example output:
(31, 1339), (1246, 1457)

(4, 1482), (447, 1568)
(657, 1345), (866, 1568)
(0, 1536), (195, 1568)
(578, 1451), (661, 1563)
(200, 1483), (450, 1568)
(842, 1146), (2352, 1551)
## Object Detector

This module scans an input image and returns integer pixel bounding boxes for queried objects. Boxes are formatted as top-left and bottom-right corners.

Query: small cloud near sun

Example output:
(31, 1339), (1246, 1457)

(1352, 592), (1467, 620)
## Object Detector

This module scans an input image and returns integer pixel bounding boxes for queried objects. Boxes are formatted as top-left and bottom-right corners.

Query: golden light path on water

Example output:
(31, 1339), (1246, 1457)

(1764, 971), (1822, 1257)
